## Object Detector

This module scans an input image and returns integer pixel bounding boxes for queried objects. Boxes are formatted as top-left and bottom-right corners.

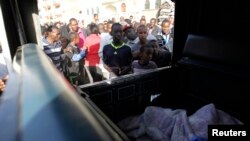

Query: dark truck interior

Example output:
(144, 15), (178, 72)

(80, 34), (249, 125)
(80, 0), (250, 125)
(0, 0), (249, 141)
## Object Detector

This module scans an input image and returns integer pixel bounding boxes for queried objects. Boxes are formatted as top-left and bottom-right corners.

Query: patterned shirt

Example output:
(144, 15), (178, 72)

(42, 37), (62, 72)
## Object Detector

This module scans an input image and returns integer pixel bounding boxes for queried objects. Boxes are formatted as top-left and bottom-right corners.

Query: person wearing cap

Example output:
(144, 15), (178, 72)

(123, 26), (138, 48)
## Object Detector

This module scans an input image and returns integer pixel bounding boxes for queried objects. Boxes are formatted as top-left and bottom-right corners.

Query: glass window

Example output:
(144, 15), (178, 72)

(96, 7), (99, 14)
(145, 0), (150, 9)
(155, 0), (161, 9)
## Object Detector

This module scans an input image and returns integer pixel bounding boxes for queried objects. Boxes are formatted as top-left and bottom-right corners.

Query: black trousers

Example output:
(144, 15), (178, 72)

(86, 66), (103, 82)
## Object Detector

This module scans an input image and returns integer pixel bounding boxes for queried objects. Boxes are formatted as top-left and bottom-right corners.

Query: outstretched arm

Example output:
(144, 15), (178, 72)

(72, 48), (86, 61)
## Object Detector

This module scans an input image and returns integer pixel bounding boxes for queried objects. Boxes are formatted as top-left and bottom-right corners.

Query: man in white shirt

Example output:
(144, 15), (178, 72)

(99, 21), (114, 61)
(98, 21), (114, 79)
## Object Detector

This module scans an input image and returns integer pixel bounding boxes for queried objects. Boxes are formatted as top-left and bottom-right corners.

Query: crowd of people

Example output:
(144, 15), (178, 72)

(41, 14), (174, 86)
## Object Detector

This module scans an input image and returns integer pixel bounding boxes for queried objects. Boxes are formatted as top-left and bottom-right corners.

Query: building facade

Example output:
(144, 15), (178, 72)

(38, 0), (174, 25)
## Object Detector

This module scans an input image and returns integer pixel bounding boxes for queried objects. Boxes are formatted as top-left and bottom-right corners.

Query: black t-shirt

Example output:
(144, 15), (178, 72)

(103, 43), (132, 67)
(103, 43), (132, 76)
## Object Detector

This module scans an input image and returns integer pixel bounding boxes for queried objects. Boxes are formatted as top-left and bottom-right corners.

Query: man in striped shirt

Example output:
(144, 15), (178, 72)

(42, 25), (63, 72)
